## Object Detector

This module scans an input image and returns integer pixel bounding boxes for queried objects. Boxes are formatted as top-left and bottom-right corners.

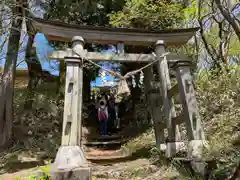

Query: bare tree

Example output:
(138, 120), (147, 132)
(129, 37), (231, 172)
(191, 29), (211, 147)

(0, 0), (23, 148)
(215, 0), (240, 41)
(0, 0), (43, 148)
(197, 0), (233, 68)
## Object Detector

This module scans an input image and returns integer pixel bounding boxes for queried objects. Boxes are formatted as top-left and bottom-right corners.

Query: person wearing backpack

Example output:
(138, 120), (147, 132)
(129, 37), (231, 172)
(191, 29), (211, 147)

(98, 100), (108, 136)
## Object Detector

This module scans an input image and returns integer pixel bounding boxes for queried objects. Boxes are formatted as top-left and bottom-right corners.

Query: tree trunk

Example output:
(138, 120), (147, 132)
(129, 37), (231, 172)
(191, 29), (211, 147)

(0, 16), (22, 148)
(24, 21), (42, 109)
(215, 0), (240, 41)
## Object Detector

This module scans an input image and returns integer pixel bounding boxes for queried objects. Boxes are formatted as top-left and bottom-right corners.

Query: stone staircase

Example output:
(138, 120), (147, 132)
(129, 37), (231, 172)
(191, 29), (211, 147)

(84, 134), (130, 163)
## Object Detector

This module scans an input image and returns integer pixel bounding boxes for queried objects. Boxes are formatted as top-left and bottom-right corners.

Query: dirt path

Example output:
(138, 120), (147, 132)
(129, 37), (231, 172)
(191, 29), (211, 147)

(0, 158), (179, 180)
(0, 167), (41, 180)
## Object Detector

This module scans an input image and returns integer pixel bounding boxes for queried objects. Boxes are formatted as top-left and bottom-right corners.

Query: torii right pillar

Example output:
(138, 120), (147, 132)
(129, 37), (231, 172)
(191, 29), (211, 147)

(173, 60), (207, 159)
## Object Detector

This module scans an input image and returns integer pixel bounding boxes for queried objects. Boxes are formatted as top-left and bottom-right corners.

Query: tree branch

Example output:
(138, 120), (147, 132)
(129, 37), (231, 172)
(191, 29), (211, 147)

(215, 0), (240, 41)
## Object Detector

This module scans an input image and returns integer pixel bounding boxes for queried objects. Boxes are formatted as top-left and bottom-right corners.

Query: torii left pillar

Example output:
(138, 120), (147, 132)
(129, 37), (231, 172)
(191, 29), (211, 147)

(51, 36), (92, 180)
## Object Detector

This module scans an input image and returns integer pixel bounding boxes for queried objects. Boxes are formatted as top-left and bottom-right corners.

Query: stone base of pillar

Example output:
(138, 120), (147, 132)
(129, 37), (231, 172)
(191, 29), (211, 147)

(166, 141), (186, 158)
(50, 146), (91, 180)
(187, 140), (209, 159)
(51, 167), (92, 180)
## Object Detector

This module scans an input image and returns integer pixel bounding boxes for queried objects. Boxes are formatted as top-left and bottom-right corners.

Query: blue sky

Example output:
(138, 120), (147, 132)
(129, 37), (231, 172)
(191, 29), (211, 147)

(0, 32), (60, 75)
(0, 29), (119, 87)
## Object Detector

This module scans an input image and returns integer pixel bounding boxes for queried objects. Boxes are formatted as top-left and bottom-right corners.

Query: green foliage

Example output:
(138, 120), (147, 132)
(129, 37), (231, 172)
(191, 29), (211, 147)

(28, 176), (37, 180)
(108, 0), (184, 29)
(45, 0), (125, 26)
(45, 0), (127, 83)
(25, 168), (50, 180)
(196, 66), (240, 178)
(182, 0), (209, 23)
(228, 35), (240, 55)
(83, 62), (100, 81)
(40, 164), (51, 178)
(121, 129), (155, 155)
(182, 0), (198, 23)
(203, 25), (240, 56)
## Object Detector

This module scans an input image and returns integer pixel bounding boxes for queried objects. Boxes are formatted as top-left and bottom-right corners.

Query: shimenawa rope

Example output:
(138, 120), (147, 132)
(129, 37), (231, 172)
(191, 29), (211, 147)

(71, 49), (169, 80)
(71, 49), (169, 102)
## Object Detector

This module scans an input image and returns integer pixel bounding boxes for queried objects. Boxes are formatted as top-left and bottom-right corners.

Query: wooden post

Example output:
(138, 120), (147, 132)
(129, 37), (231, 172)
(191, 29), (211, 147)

(61, 36), (84, 147)
(143, 66), (165, 150)
(173, 60), (206, 159)
(155, 40), (182, 157)
(115, 42), (125, 129)
(73, 36), (84, 147)
(51, 36), (91, 180)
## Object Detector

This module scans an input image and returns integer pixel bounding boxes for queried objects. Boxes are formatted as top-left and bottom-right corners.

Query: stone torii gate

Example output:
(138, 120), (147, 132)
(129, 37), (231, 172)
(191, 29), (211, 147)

(32, 18), (206, 179)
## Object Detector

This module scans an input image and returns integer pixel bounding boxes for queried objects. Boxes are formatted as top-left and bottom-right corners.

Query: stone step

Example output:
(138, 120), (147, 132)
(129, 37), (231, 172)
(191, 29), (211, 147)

(85, 148), (129, 164)
(84, 140), (123, 149)
(94, 134), (122, 141)
(86, 154), (130, 163)
(85, 149), (121, 157)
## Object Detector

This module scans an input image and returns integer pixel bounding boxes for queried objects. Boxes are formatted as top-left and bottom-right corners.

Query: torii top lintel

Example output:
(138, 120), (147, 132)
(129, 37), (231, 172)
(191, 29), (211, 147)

(32, 18), (199, 46)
